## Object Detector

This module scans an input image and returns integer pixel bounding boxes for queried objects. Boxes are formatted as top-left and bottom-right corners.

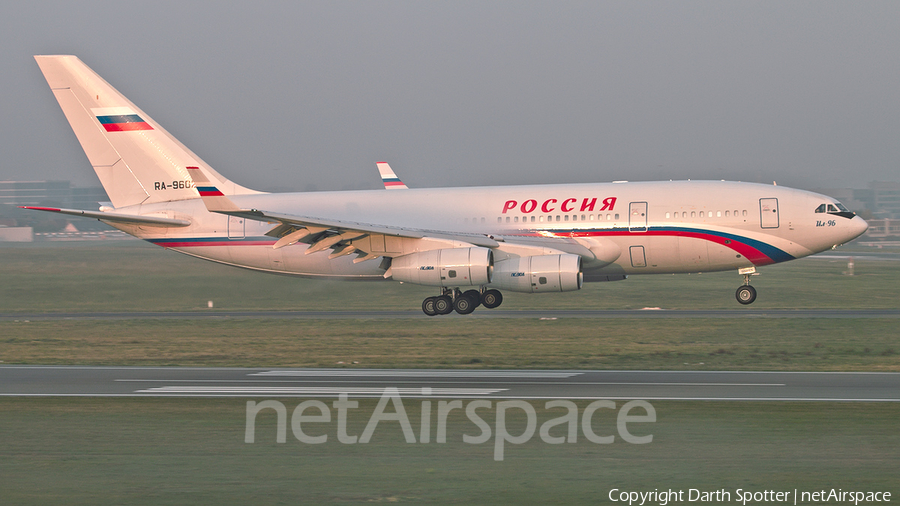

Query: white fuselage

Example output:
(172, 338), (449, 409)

(112, 180), (868, 282)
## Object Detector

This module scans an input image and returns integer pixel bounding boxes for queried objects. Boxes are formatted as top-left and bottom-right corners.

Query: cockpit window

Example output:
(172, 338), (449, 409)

(817, 200), (855, 219)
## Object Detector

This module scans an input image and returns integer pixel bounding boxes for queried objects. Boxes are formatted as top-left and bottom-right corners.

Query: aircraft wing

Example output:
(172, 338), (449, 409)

(229, 204), (611, 263)
(19, 206), (191, 227)
(227, 207), (501, 262)
(241, 208), (499, 247)
(187, 167), (497, 262)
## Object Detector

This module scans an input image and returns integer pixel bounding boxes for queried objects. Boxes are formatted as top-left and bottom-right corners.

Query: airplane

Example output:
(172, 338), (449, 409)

(23, 55), (868, 315)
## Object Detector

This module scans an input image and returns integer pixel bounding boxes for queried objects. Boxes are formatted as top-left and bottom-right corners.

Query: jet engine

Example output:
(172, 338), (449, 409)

(490, 254), (583, 293)
(390, 247), (493, 287)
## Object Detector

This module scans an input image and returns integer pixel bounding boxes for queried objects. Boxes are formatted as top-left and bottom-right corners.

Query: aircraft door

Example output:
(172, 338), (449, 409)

(228, 216), (245, 239)
(629, 246), (647, 268)
(629, 202), (648, 232)
(759, 198), (779, 229)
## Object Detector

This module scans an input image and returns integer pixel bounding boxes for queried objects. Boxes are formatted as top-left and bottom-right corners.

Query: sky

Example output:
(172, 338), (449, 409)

(2, 1), (898, 192)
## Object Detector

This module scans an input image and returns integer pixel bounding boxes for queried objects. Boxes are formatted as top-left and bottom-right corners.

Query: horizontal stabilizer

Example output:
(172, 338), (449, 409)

(19, 206), (190, 227)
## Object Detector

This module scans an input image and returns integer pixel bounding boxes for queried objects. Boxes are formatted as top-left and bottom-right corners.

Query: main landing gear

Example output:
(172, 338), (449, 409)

(735, 267), (758, 305)
(422, 288), (503, 316)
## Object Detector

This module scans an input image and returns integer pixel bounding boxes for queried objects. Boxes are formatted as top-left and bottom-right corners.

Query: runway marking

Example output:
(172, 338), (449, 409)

(3, 393), (894, 402)
(250, 370), (583, 378)
(116, 379), (785, 387)
(134, 386), (507, 395)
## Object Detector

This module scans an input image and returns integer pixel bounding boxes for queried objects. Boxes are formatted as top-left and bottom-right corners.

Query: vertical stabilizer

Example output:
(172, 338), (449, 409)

(34, 55), (258, 208)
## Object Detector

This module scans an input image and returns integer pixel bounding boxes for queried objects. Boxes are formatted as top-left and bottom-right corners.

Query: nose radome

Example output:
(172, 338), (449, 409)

(848, 216), (868, 241)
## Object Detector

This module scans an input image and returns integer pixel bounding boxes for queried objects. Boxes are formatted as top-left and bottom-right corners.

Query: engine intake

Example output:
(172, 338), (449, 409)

(390, 247), (493, 287)
(491, 254), (583, 293)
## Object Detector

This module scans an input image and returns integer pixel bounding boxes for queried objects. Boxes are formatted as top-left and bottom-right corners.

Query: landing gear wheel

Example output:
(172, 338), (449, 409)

(434, 295), (454, 315)
(454, 295), (477, 315)
(462, 290), (482, 308)
(736, 285), (757, 305)
(422, 297), (438, 316)
(481, 289), (503, 309)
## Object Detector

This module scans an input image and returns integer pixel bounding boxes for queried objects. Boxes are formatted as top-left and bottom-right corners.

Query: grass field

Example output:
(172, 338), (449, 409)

(2, 241), (899, 312)
(2, 318), (898, 370)
(2, 242), (898, 370)
(1, 397), (897, 505)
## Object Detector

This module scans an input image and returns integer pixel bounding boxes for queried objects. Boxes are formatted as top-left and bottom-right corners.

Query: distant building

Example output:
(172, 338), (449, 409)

(1, 180), (113, 235)
(869, 181), (900, 219)
(864, 219), (900, 239)
(0, 180), (109, 208)
(0, 226), (33, 242)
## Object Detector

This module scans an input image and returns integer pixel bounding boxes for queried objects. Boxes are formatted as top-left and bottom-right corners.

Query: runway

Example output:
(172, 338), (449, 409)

(2, 309), (899, 321)
(2, 366), (898, 401)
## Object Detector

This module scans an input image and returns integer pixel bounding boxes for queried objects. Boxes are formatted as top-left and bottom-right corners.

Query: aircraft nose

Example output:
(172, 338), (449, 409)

(848, 215), (868, 241)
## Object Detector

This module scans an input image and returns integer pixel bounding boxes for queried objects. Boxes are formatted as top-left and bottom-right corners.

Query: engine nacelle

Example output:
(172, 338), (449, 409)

(390, 247), (493, 287)
(490, 254), (583, 293)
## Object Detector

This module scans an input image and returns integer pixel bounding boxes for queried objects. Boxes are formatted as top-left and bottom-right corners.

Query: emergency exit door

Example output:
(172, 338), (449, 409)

(759, 198), (779, 229)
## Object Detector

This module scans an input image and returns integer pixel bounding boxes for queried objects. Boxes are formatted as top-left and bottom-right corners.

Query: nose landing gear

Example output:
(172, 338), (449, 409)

(735, 267), (758, 305)
(422, 287), (503, 316)
(735, 285), (757, 305)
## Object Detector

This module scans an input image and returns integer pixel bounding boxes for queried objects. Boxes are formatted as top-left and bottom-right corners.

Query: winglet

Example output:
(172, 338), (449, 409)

(187, 166), (241, 212)
(376, 162), (408, 189)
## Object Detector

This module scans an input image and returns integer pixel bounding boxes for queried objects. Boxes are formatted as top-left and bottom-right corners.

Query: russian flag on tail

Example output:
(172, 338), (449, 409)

(92, 107), (153, 132)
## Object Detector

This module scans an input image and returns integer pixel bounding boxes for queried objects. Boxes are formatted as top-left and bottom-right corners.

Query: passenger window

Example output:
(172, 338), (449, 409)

(531, 216), (535, 223)
(514, 216), (519, 223)
(539, 216), (544, 222)
(614, 214), (619, 220)
(505, 217), (510, 223)
(716, 211), (721, 217)
(725, 210), (730, 217)
(665, 212), (670, 219)
(691, 211), (696, 218)
(564, 215), (569, 221)
(742, 210), (747, 217)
